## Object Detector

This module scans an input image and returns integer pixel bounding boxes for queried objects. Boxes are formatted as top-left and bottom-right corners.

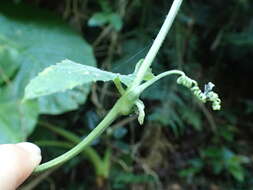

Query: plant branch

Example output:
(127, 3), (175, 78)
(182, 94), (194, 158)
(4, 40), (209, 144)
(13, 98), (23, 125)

(131, 0), (183, 88)
(39, 121), (103, 172)
(137, 70), (185, 94)
(34, 102), (120, 173)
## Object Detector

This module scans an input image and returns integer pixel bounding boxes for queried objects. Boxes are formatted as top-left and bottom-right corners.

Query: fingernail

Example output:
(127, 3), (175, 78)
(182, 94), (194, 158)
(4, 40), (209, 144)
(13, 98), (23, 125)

(16, 142), (42, 166)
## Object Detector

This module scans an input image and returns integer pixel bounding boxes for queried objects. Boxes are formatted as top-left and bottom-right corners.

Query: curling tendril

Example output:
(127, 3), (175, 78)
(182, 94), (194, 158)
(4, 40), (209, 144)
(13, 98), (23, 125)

(177, 75), (221, 110)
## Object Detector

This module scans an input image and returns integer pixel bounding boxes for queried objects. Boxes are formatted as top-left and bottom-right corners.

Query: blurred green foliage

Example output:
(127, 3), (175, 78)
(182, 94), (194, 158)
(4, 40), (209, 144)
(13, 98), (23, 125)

(0, 2), (95, 143)
(0, 0), (253, 189)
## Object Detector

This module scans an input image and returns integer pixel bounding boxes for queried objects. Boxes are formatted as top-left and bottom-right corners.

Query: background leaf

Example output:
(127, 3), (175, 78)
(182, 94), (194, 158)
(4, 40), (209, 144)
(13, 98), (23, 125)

(88, 12), (122, 31)
(0, 100), (38, 143)
(0, 2), (95, 143)
(88, 12), (110, 27)
(0, 41), (20, 84)
(0, 2), (96, 114)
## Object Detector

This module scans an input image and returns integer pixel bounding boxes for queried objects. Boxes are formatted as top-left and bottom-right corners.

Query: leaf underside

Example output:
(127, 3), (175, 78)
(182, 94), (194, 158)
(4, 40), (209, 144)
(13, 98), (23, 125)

(24, 59), (134, 100)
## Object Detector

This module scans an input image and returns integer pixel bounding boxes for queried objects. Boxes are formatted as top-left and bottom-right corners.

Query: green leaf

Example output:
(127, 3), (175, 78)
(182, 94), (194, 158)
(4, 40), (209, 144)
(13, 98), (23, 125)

(112, 170), (154, 187)
(0, 100), (39, 143)
(88, 12), (123, 31)
(179, 158), (203, 179)
(0, 40), (20, 84)
(227, 164), (245, 182)
(133, 59), (155, 81)
(201, 146), (223, 159)
(88, 12), (110, 27)
(0, 2), (96, 114)
(24, 59), (134, 100)
(0, 2), (95, 143)
(226, 154), (249, 182)
(109, 13), (123, 31)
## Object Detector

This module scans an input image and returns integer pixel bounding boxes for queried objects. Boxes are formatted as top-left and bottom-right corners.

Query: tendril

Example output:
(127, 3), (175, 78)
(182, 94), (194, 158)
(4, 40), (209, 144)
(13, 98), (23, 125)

(206, 91), (221, 110)
(177, 75), (221, 110)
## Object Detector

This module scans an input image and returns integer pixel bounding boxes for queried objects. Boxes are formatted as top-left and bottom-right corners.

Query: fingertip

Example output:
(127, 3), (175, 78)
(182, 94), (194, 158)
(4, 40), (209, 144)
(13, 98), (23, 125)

(0, 143), (42, 190)
(16, 142), (42, 167)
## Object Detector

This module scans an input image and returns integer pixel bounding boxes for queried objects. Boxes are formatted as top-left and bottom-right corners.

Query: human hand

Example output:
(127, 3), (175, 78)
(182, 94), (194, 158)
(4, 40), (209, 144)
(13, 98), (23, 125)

(0, 142), (42, 190)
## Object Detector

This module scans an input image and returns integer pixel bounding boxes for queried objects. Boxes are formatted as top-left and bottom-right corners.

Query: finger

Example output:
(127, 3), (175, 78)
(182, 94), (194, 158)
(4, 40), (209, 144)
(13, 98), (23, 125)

(0, 142), (41, 190)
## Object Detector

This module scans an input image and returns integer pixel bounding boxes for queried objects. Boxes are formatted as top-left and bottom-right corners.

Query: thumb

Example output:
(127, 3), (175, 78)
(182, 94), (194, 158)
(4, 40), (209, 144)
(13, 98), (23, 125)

(0, 142), (42, 190)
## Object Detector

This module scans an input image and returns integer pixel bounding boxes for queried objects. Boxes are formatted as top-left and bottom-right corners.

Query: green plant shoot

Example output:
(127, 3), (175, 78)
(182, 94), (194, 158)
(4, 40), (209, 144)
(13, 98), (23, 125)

(23, 0), (221, 173)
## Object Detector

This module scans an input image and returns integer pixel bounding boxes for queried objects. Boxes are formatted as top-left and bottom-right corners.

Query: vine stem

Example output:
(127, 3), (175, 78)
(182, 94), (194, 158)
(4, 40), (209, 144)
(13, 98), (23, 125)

(33, 0), (183, 173)
(136, 70), (185, 94)
(131, 0), (183, 88)
(34, 103), (120, 173)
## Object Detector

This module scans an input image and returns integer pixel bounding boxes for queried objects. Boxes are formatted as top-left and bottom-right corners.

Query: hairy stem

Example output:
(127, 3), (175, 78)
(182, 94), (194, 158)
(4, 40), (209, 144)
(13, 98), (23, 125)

(131, 0), (183, 88)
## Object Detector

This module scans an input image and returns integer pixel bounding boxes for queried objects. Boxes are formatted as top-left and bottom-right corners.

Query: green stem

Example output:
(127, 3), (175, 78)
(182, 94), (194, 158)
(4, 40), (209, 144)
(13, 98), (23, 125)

(39, 121), (103, 173)
(113, 77), (125, 95)
(36, 140), (110, 177)
(101, 148), (111, 178)
(137, 70), (185, 94)
(131, 0), (183, 88)
(34, 102), (120, 173)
